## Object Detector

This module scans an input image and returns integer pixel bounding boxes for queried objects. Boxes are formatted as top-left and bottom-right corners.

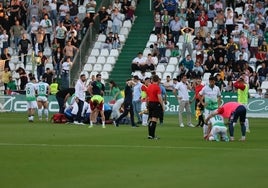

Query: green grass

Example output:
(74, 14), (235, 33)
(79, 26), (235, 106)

(0, 113), (268, 188)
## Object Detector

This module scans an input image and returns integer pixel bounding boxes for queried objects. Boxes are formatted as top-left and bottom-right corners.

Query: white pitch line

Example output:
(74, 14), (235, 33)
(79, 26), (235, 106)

(0, 143), (267, 151)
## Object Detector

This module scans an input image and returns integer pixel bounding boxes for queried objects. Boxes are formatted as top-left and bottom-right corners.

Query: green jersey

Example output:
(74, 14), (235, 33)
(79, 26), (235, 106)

(37, 82), (49, 96)
(25, 82), (37, 101)
(111, 87), (123, 100)
(209, 115), (225, 127)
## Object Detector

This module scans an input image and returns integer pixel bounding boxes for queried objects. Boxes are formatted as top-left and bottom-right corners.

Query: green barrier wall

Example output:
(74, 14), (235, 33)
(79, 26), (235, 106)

(1, 93), (268, 117)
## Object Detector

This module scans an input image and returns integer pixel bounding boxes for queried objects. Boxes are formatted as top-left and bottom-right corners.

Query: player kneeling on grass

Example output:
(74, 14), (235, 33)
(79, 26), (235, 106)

(88, 95), (106, 128)
(205, 114), (229, 142)
(205, 102), (247, 141)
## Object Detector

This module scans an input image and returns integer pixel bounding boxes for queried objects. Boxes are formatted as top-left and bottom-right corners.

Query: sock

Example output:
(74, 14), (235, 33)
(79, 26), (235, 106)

(102, 121), (105, 126)
(44, 109), (49, 119)
(90, 121), (93, 126)
(241, 122), (246, 136)
(245, 118), (249, 130)
(31, 115), (34, 121)
(148, 121), (152, 137)
(151, 121), (157, 138)
(203, 124), (208, 137)
(142, 114), (148, 125)
(38, 109), (42, 119)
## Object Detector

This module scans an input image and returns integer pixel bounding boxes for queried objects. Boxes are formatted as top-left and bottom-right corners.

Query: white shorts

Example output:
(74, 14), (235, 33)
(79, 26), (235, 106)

(37, 96), (48, 102)
(210, 126), (227, 137)
(204, 108), (218, 119)
(27, 101), (37, 109)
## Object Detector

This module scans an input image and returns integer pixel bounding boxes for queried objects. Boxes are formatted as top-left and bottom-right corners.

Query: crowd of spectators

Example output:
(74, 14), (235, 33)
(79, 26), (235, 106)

(0, 0), (137, 94)
(131, 0), (268, 94)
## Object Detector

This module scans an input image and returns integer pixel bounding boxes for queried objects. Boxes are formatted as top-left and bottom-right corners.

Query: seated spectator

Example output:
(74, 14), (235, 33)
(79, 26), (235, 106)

(102, 31), (113, 51)
(225, 76), (234, 92)
(166, 33), (175, 50)
(256, 41), (268, 61)
(131, 52), (147, 72)
(249, 71), (260, 90)
(204, 55), (217, 75)
(257, 62), (268, 85)
(163, 75), (174, 91)
(235, 54), (248, 72)
(192, 60), (204, 78)
(226, 38), (239, 62)
(180, 55), (194, 77)
(254, 88), (264, 98)
(145, 53), (156, 71)
(112, 33), (121, 49)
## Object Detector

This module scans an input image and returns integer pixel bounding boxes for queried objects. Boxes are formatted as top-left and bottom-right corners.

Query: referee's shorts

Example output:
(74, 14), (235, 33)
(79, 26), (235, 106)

(148, 102), (162, 119)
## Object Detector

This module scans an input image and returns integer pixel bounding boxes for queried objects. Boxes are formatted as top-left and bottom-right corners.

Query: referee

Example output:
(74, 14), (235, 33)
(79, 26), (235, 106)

(146, 75), (164, 139)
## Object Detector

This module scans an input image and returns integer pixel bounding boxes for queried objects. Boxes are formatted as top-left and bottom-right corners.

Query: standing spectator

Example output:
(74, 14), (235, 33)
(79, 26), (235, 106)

(186, 7), (195, 29)
(61, 56), (73, 89)
(109, 80), (124, 119)
(226, 38), (239, 62)
(164, 0), (177, 17)
(199, 76), (222, 139)
(18, 33), (31, 68)
(63, 40), (79, 61)
(10, 20), (24, 53)
(74, 74), (87, 124)
(181, 27), (194, 58)
(173, 74), (194, 127)
(88, 73), (105, 96)
(249, 30), (259, 58)
(2, 67), (11, 94)
(82, 13), (94, 35)
(157, 33), (166, 59)
(27, 0), (40, 22)
(59, 0), (70, 22)
(25, 76), (37, 122)
(0, 30), (9, 54)
(63, 14), (73, 31)
(35, 27), (45, 53)
(36, 51), (48, 81)
(39, 14), (52, 48)
(154, 11), (162, 35)
(111, 7), (123, 34)
(169, 16), (182, 44)
(9, 0), (20, 25)
(86, 0), (97, 17)
(36, 77), (50, 121)
(225, 8), (234, 37)
(29, 16), (39, 49)
(56, 88), (75, 114)
(55, 21), (67, 49)
(146, 75), (164, 139)
(204, 55), (217, 75)
(16, 67), (28, 90)
(94, 6), (109, 34)
(68, 0), (78, 22)
(113, 79), (136, 127)
(1, 47), (11, 71)
(53, 47), (64, 78)
(49, 0), (58, 26)
(132, 75), (142, 124)
(257, 62), (268, 85)
(161, 9), (170, 35)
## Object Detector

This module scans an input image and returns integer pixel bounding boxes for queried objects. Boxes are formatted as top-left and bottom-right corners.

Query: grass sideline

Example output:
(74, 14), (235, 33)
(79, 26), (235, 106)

(0, 112), (268, 188)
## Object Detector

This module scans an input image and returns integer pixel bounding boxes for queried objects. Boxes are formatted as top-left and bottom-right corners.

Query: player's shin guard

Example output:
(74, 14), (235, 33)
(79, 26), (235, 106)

(245, 118), (250, 132)
(44, 109), (49, 119)
(203, 124), (208, 138)
(142, 114), (148, 125)
(38, 109), (43, 119)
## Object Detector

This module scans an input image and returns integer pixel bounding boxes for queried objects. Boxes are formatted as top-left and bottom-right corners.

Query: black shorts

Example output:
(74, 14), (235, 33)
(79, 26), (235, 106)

(148, 102), (162, 119)
(229, 105), (247, 123)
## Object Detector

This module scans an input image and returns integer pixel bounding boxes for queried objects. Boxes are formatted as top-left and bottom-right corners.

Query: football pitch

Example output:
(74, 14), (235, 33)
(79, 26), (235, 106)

(0, 112), (268, 188)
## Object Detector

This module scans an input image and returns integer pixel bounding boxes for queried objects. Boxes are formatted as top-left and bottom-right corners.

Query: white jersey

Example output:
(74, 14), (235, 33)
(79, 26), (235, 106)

(199, 85), (221, 110)
(209, 115), (225, 127)
(25, 82), (37, 101)
(36, 82), (49, 97)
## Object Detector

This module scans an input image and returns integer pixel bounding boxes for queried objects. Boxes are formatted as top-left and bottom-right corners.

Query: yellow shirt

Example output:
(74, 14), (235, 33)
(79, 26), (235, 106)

(2, 71), (11, 84)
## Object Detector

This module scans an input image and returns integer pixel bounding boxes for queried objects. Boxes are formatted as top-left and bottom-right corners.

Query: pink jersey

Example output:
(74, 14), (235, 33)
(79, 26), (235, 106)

(218, 102), (241, 118)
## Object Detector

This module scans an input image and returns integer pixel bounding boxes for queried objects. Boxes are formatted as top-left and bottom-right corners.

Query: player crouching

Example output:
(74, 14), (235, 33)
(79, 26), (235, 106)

(88, 95), (106, 128)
